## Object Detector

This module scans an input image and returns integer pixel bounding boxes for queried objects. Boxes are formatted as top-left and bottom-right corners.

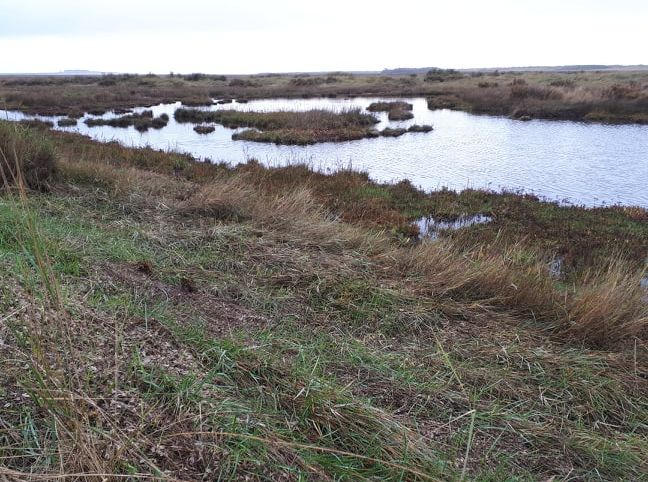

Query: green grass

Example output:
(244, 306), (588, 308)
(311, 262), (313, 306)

(0, 126), (646, 480)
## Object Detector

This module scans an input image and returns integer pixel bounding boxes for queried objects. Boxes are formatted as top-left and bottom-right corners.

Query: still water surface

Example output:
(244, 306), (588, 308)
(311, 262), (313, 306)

(2, 97), (647, 207)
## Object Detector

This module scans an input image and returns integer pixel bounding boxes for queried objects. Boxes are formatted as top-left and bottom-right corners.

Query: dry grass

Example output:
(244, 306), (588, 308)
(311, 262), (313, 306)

(0, 124), (646, 479)
(431, 76), (648, 123)
(2, 70), (647, 123)
(0, 122), (57, 190)
(394, 240), (648, 347)
(566, 260), (648, 345)
(175, 107), (380, 145)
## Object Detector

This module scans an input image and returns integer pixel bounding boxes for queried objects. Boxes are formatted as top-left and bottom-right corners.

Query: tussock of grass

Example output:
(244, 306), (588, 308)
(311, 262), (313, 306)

(193, 124), (215, 134)
(380, 127), (407, 137)
(388, 109), (414, 120)
(84, 111), (169, 132)
(56, 117), (77, 127)
(407, 124), (433, 132)
(0, 122), (57, 190)
(367, 101), (413, 112)
(175, 107), (380, 144)
(367, 101), (415, 121)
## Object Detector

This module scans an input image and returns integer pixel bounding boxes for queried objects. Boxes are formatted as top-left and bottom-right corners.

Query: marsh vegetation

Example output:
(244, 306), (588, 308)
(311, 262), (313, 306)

(84, 110), (170, 131)
(2, 70), (647, 124)
(175, 107), (382, 144)
(0, 66), (647, 480)
(0, 122), (646, 480)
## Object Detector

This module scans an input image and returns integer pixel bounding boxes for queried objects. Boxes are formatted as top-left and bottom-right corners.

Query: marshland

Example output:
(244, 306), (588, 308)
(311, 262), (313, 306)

(1, 12), (648, 481)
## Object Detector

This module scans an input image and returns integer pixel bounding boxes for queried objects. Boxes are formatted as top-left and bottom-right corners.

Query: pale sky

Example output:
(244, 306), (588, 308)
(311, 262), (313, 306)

(1, 0), (646, 74)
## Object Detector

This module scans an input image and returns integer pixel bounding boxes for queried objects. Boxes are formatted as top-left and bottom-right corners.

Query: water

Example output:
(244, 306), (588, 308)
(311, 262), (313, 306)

(2, 97), (648, 207)
(416, 214), (492, 239)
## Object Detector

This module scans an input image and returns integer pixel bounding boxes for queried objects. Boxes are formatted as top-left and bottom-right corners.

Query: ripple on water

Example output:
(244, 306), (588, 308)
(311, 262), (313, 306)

(2, 97), (648, 207)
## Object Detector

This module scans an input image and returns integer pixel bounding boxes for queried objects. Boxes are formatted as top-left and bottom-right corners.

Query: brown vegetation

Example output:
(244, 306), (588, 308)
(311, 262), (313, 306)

(84, 111), (169, 131)
(193, 124), (216, 134)
(176, 108), (380, 144)
(0, 123), (645, 480)
(2, 71), (647, 124)
(0, 122), (56, 190)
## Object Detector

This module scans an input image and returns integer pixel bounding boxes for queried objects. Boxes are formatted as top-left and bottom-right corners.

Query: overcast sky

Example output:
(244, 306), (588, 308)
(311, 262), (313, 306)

(1, 0), (646, 74)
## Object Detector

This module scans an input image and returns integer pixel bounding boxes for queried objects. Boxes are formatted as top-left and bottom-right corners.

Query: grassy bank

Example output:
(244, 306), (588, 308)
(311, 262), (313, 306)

(428, 77), (648, 123)
(2, 70), (648, 124)
(175, 108), (380, 145)
(0, 122), (647, 480)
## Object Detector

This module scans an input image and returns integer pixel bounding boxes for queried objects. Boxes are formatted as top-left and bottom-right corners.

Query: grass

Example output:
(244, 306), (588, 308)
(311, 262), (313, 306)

(367, 101), (415, 121)
(193, 124), (216, 134)
(0, 122), (56, 190)
(407, 124), (433, 133)
(0, 122), (646, 480)
(2, 70), (646, 124)
(84, 111), (169, 132)
(367, 101), (414, 112)
(175, 108), (380, 145)
(56, 118), (77, 127)
(427, 75), (648, 123)
(380, 127), (407, 137)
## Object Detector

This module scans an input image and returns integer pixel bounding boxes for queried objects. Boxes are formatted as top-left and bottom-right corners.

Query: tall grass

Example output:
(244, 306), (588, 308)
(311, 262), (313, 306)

(0, 122), (56, 190)
(1, 125), (646, 478)
(175, 108), (381, 144)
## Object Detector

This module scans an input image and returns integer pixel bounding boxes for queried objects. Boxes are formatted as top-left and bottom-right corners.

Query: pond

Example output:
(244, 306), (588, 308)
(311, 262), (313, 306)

(2, 97), (648, 207)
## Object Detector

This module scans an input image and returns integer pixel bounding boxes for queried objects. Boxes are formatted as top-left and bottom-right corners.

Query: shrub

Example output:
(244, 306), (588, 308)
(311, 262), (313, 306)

(0, 121), (57, 190)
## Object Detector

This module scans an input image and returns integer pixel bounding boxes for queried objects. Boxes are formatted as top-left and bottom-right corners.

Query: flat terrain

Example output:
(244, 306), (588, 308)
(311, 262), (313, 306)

(0, 123), (647, 480)
(2, 69), (648, 123)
